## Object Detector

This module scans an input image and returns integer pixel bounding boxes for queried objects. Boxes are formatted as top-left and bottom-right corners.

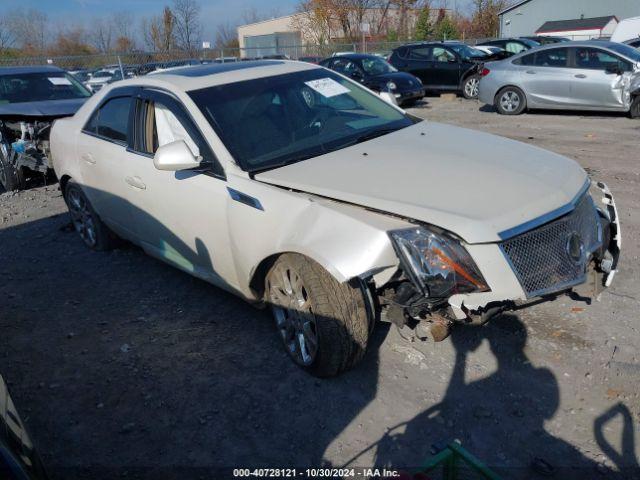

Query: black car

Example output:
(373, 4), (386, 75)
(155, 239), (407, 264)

(320, 54), (424, 106)
(521, 35), (570, 45)
(0, 66), (92, 191)
(388, 42), (488, 99)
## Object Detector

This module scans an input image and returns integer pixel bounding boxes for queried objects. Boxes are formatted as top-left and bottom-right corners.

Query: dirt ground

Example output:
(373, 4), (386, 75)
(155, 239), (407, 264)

(1, 97), (639, 479)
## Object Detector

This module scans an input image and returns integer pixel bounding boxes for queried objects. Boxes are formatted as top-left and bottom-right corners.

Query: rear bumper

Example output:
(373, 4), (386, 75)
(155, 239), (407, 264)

(478, 77), (502, 105)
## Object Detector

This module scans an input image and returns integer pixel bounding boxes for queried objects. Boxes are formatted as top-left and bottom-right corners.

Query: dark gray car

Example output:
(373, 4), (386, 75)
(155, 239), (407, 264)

(478, 41), (640, 117)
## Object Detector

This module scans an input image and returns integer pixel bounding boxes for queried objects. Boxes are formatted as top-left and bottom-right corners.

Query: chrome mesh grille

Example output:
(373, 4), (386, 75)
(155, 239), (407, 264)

(499, 194), (601, 298)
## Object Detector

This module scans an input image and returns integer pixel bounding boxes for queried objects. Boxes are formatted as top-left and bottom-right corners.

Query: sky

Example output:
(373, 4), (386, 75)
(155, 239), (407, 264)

(0, 0), (300, 42)
(0, 0), (473, 44)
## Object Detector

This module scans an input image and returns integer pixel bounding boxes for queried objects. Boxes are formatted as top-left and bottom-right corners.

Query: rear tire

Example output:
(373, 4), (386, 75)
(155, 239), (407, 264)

(63, 180), (118, 251)
(495, 86), (527, 115)
(0, 150), (26, 192)
(630, 95), (640, 119)
(462, 75), (480, 99)
(266, 253), (370, 377)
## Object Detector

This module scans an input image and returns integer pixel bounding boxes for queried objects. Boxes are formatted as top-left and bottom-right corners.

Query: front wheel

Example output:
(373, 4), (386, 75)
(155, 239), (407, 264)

(266, 253), (370, 377)
(462, 75), (480, 99)
(495, 86), (527, 115)
(0, 150), (25, 192)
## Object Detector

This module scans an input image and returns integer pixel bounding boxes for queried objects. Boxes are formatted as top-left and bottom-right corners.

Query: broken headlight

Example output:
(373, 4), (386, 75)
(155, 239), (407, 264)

(389, 227), (489, 297)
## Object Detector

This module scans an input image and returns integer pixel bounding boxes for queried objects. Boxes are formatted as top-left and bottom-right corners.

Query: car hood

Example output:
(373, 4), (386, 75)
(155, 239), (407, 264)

(0, 98), (88, 117)
(255, 122), (588, 244)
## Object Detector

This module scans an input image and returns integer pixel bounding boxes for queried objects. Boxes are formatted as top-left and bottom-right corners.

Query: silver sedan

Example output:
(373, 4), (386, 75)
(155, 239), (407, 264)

(478, 41), (640, 117)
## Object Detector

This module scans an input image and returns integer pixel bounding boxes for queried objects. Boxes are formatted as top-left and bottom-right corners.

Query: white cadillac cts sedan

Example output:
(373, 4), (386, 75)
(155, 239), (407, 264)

(50, 61), (621, 377)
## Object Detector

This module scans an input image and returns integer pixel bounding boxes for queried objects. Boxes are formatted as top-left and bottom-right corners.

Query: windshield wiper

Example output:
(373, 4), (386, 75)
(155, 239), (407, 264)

(352, 126), (403, 145)
(250, 151), (324, 174)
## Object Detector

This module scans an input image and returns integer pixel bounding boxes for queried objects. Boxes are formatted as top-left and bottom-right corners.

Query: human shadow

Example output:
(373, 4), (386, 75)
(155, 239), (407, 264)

(369, 314), (627, 479)
(595, 403), (640, 477)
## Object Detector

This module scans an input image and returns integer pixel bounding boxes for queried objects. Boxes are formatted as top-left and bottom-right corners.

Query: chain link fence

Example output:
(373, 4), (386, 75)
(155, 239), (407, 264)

(0, 39), (493, 73)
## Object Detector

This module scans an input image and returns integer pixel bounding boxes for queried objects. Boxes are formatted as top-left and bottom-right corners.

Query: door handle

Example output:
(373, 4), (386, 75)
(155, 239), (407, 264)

(574, 74), (587, 79)
(81, 153), (96, 164)
(125, 176), (146, 190)
(525, 70), (536, 74)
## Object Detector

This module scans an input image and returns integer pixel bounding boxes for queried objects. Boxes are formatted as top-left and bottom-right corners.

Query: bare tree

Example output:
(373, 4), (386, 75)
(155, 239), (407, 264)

(0, 17), (15, 52)
(173, 0), (202, 50)
(214, 22), (238, 49)
(7, 8), (49, 54)
(111, 12), (136, 50)
(142, 7), (176, 52)
(90, 18), (113, 53)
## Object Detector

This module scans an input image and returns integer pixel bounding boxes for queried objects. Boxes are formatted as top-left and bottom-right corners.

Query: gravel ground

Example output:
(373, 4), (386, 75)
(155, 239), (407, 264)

(1, 97), (639, 479)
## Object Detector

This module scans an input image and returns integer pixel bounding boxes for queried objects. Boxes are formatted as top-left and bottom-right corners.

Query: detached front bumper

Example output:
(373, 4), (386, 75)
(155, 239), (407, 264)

(447, 182), (621, 320)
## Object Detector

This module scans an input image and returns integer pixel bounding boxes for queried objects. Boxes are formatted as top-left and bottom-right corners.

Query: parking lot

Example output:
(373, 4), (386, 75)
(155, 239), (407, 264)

(1, 97), (639, 479)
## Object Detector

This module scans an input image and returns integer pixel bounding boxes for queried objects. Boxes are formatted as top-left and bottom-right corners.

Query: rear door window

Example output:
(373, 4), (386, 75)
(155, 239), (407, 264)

(534, 48), (568, 67)
(517, 53), (535, 66)
(408, 47), (432, 60)
(84, 96), (131, 144)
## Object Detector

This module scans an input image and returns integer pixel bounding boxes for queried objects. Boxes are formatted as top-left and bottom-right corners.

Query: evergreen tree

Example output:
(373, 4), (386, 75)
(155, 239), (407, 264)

(414, 6), (432, 41)
(434, 15), (459, 41)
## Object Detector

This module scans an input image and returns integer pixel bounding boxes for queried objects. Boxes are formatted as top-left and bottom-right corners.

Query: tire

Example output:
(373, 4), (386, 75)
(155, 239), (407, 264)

(265, 253), (371, 377)
(63, 180), (118, 251)
(0, 149), (25, 192)
(630, 95), (640, 119)
(495, 86), (527, 115)
(462, 75), (480, 100)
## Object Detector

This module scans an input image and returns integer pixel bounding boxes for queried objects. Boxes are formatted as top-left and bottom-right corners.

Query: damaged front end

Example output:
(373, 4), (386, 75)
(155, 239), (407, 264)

(377, 182), (621, 342)
(0, 117), (55, 191)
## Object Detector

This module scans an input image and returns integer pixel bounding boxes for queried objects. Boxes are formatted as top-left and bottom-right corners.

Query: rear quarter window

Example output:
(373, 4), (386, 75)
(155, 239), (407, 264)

(84, 96), (131, 144)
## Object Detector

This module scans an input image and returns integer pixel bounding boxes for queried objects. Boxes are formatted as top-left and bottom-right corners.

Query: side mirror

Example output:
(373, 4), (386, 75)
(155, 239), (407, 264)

(448, 56), (458, 63)
(350, 70), (364, 81)
(153, 140), (202, 171)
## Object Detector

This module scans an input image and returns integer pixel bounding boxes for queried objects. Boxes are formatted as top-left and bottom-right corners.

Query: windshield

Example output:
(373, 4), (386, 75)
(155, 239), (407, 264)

(0, 71), (91, 104)
(520, 38), (541, 48)
(448, 44), (486, 60)
(93, 70), (114, 79)
(360, 57), (397, 75)
(188, 69), (414, 172)
(607, 43), (640, 62)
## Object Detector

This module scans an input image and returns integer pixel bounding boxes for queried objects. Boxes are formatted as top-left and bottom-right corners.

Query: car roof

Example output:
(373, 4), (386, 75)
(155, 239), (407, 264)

(402, 41), (466, 47)
(112, 60), (321, 92)
(0, 65), (65, 76)
(327, 53), (382, 60)
(504, 40), (640, 62)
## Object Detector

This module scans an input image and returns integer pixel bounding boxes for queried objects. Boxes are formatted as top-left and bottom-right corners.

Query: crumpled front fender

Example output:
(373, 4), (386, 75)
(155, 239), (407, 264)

(614, 69), (640, 109)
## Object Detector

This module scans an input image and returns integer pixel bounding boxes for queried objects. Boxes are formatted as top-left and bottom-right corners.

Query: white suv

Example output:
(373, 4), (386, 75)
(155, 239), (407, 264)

(50, 61), (621, 377)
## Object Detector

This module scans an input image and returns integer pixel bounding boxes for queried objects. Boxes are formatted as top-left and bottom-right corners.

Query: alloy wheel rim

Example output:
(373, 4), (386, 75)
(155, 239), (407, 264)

(67, 189), (97, 247)
(268, 265), (318, 366)
(500, 91), (520, 112)
(466, 78), (479, 97)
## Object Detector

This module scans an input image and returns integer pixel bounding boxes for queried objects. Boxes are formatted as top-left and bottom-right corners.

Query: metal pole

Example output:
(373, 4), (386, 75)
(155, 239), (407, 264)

(117, 55), (124, 79)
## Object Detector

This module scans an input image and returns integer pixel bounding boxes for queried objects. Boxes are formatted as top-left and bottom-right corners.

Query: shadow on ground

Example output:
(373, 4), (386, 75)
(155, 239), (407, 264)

(1, 199), (638, 479)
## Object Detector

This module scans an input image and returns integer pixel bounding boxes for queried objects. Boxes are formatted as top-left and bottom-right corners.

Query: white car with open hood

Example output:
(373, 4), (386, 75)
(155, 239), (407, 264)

(50, 61), (622, 377)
